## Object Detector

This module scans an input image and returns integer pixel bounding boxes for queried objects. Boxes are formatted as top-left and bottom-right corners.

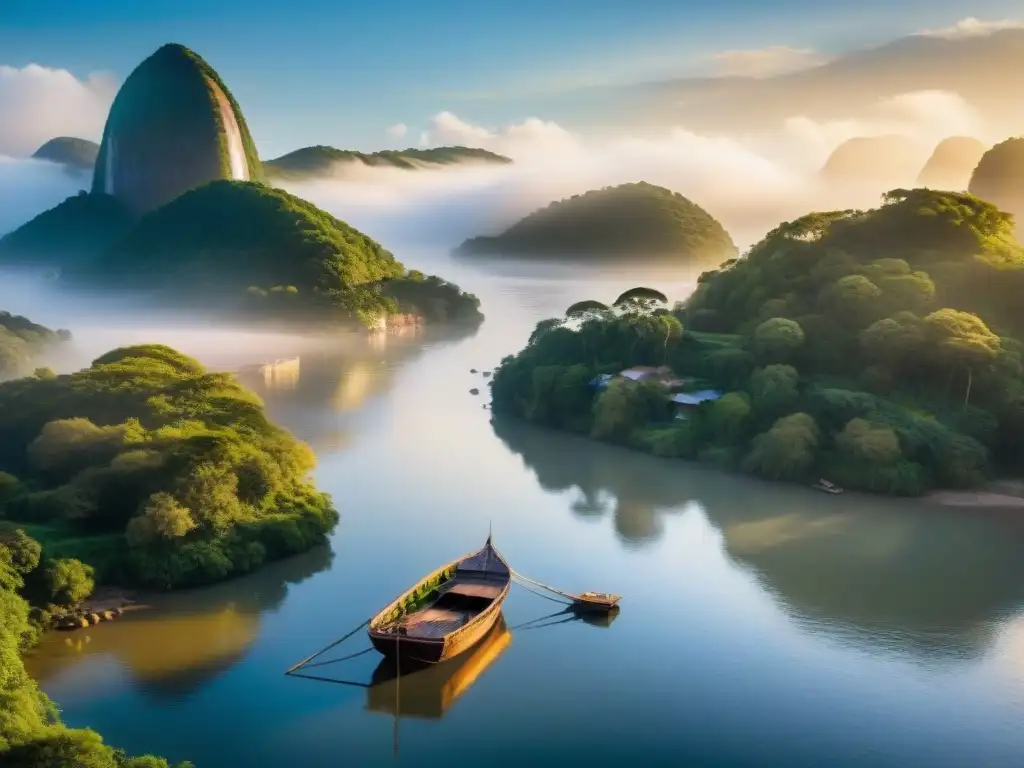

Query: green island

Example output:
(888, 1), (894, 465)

(456, 182), (738, 264)
(491, 188), (1024, 496)
(0, 342), (332, 765)
(0, 181), (482, 329)
(0, 312), (70, 380)
(0, 43), (483, 332)
(263, 145), (512, 180)
(32, 137), (101, 172)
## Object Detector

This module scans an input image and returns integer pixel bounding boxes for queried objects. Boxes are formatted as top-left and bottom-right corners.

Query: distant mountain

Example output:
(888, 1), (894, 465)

(968, 138), (1024, 228)
(573, 28), (1024, 135)
(263, 145), (511, 180)
(32, 137), (99, 171)
(457, 181), (737, 264)
(92, 43), (263, 214)
(917, 136), (987, 190)
(818, 135), (927, 187)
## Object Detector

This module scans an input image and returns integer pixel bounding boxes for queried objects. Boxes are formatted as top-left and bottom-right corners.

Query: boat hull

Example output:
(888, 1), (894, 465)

(370, 596), (507, 664)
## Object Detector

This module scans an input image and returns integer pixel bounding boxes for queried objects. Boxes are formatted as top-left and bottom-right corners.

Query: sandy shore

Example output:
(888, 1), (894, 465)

(925, 480), (1024, 509)
(78, 587), (150, 615)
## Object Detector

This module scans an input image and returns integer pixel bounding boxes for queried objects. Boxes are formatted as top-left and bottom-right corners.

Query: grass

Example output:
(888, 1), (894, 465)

(1, 520), (125, 576)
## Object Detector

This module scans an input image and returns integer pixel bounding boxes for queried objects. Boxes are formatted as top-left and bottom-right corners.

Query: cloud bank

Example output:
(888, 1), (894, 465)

(915, 16), (1024, 39)
(0, 64), (115, 157)
(709, 46), (832, 78)
(288, 92), (975, 254)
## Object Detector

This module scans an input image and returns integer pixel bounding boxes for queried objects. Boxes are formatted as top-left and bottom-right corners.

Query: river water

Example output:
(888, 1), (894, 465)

(22, 251), (1024, 767)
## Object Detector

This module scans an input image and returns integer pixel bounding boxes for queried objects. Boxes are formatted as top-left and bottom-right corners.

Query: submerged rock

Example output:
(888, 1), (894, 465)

(92, 43), (263, 214)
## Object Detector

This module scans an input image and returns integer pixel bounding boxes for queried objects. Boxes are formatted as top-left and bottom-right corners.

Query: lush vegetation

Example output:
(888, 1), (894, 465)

(0, 313), (70, 381)
(491, 189), (1024, 496)
(916, 136), (986, 190)
(0, 191), (135, 270)
(91, 43), (263, 214)
(457, 182), (738, 264)
(0, 529), (191, 765)
(380, 271), (482, 325)
(263, 145), (511, 179)
(32, 137), (100, 171)
(969, 138), (1024, 227)
(19, 181), (477, 329)
(0, 344), (338, 589)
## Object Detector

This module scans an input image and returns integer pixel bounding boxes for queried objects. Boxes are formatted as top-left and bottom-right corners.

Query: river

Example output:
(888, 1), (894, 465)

(22, 251), (1024, 767)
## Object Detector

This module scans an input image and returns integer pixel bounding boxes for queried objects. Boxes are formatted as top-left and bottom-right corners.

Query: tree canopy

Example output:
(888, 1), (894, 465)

(0, 343), (338, 589)
(32, 137), (100, 171)
(0, 312), (71, 381)
(457, 182), (738, 265)
(489, 187), (1024, 497)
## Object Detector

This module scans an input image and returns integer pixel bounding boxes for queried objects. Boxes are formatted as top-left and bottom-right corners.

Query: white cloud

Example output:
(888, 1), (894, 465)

(916, 16), (1024, 38)
(709, 45), (832, 78)
(0, 64), (116, 157)
(385, 123), (408, 139)
(422, 111), (578, 159)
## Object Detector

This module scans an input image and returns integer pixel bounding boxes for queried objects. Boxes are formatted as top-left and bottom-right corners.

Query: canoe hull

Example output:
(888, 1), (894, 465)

(367, 535), (512, 665)
(370, 596), (506, 664)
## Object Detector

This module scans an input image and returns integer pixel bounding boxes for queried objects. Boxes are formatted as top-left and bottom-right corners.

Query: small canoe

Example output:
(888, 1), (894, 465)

(573, 592), (622, 611)
(367, 535), (511, 664)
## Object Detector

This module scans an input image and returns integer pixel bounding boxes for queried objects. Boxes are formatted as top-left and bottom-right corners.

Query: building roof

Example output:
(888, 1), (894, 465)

(669, 389), (723, 406)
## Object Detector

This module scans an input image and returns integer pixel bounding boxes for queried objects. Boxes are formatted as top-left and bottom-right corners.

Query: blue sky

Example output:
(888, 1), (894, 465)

(1, 0), (1020, 157)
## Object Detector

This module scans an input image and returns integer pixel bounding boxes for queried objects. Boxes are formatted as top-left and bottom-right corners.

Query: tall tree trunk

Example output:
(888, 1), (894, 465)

(964, 366), (973, 407)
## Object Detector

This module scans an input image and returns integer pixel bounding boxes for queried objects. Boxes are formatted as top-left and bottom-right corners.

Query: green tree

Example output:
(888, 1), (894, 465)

(40, 558), (94, 607)
(742, 413), (820, 480)
(748, 364), (800, 421)
(923, 308), (1001, 404)
(753, 317), (805, 363)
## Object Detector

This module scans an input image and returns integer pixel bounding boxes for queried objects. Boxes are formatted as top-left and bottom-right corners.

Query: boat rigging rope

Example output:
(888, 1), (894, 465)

(284, 617), (370, 675)
(510, 569), (579, 602)
(512, 578), (574, 606)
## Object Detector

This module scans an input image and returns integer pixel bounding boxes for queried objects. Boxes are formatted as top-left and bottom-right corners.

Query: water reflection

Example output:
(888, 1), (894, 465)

(492, 417), (1024, 659)
(366, 615), (513, 719)
(236, 325), (479, 449)
(26, 546), (334, 701)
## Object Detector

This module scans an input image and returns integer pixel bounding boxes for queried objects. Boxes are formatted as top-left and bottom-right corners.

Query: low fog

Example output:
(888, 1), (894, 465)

(0, 86), (1009, 374)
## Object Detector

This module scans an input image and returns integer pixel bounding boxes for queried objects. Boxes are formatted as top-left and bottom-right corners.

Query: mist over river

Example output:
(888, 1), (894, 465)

(19, 250), (1024, 767)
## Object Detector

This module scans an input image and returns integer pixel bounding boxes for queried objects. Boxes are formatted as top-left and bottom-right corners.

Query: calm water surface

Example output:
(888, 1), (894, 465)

(24, 253), (1024, 767)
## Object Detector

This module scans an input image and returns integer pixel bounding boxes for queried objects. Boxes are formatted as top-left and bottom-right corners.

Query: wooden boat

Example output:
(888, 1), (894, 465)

(367, 535), (511, 664)
(573, 592), (622, 611)
(366, 615), (512, 719)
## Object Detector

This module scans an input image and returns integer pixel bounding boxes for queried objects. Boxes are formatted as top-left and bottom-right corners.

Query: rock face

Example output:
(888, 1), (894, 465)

(819, 135), (926, 187)
(32, 137), (100, 171)
(91, 43), (262, 214)
(917, 137), (987, 190)
(968, 138), (1024, 227)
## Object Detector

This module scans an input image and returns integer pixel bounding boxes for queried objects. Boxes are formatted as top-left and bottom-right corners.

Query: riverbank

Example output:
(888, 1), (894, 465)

(925, 480), (1024, 510)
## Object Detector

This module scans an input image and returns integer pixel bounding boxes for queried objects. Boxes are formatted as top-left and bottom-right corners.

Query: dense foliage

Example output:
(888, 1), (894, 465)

(32, 137), (100, 171)
(0, 531), (191, 766)
(916, 136), (986, 190)
(968, 137), (1024, 227)
(56, 181), (478, 328)
(0, 191), (135, 269)
(263, 145), (511, 179)
(0, 344), (338, 589)
(490, 189), (1024, 496)
(380, 271), (483, 325)
(92, 43), (263, 214)
(457, 181), (738, 264)
(0, 312), (70, 381)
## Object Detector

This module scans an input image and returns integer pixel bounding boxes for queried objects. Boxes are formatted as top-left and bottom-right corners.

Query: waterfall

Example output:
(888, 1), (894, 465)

(208, 79), (249, 181)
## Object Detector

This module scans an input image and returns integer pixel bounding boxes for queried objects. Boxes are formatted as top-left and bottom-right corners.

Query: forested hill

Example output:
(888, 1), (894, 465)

(263, 145), (511, 179)
(457, 182), (738, 264)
